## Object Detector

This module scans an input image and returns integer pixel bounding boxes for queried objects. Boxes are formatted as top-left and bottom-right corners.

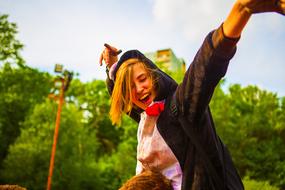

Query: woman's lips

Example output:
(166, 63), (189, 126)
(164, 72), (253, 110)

(140, 94), (151, 104)
(142, 96), (150, 104)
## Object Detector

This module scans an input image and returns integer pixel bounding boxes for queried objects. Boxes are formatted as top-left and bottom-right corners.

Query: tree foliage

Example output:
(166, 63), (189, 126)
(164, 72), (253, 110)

(211, 83), (285, 188)
(1, 100), (101, 190)
(243, 176), (279, 190)
(0, 63), (52, 171)
(0, 14), (24, 66)
(66, 79), (124, 155)
(0, 14), (52, 172)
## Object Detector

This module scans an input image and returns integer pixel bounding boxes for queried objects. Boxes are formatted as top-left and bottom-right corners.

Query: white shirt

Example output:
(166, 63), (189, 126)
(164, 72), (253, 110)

(136, 111), (182, 190)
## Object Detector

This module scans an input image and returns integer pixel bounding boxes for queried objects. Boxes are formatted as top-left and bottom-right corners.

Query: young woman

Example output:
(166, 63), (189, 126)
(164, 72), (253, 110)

(99, 0), (284, 189)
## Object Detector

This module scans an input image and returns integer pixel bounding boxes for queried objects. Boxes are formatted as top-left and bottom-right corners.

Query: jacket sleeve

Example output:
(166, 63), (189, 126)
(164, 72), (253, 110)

(175, 24), (239, 125)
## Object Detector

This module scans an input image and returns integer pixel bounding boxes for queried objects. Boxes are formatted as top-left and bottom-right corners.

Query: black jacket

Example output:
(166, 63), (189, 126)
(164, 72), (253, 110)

(106, 24), (244, 190)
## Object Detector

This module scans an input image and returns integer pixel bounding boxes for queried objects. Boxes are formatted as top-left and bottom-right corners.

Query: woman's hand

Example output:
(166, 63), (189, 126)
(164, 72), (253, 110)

(238, 0), (285, 15)
(223, 0), (284, 38)
(99, 43), (122, 69)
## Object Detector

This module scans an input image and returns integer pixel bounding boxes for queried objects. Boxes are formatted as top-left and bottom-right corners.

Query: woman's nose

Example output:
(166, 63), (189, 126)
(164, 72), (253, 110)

(136, 84), (144, 94)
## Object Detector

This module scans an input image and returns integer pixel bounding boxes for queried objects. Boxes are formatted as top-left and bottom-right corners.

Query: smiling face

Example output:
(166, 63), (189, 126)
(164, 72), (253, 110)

(110, 59), (157, 125)
(131, 63), (156, 110)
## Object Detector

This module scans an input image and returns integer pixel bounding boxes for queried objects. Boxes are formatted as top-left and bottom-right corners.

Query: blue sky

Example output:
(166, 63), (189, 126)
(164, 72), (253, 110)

(1, 0), (285, 96)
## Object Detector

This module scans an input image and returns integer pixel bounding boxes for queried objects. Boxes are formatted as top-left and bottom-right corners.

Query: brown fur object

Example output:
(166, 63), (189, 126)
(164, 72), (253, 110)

(119, 170), (173, 190)
(0, 185), (27, 190)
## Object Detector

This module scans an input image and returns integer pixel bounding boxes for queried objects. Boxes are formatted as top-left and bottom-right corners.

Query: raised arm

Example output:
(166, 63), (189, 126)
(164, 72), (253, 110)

(175, 0), (285, 125)
(99, 43), (121, 94)
(99, 44), (141, 123)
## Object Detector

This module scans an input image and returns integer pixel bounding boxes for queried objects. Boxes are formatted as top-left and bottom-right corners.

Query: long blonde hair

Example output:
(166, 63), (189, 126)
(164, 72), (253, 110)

(110, 58), (154, 125)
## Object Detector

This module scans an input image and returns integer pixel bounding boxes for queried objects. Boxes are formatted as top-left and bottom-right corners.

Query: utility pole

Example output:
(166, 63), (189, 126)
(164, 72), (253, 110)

(46, 64), (73, 190)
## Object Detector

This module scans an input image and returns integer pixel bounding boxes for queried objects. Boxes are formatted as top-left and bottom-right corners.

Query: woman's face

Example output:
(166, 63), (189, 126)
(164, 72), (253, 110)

(131, 64), (155, 110)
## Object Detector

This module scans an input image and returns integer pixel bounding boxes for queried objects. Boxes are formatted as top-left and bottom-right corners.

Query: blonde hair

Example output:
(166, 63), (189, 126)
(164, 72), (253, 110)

(110, 58), (154, 125)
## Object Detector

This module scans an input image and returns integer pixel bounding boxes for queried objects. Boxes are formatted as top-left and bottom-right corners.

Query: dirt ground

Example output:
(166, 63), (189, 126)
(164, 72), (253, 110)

(0, 185), (27, 190)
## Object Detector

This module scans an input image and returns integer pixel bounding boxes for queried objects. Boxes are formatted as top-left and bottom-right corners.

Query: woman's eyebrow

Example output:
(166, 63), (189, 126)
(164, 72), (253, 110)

(136, 73), (146, 79)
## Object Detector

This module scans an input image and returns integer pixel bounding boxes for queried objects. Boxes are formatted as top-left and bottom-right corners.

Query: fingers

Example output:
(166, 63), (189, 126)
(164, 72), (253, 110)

(99, 48), (110, 67)
(104, 43), (113, 50)
(104, 43), (122, 56)
(99, 43), (121, 68)
(99, 48), (111, 67)
(99, 49), (110, 66)
(99, 52), (103, 66)
(115, 49), (122, 55)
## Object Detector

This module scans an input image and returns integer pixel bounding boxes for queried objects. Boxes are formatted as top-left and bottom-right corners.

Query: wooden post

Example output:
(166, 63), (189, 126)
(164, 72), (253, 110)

(46, 78), (65, 190)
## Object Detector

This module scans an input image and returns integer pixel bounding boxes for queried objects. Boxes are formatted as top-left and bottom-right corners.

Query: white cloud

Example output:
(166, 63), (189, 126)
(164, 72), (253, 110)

(152, 0), (285, 42)
(152, 0), (233, 42)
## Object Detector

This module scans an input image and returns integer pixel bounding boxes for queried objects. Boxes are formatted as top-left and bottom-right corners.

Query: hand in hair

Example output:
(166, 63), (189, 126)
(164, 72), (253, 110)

(99, 43), (122, 68)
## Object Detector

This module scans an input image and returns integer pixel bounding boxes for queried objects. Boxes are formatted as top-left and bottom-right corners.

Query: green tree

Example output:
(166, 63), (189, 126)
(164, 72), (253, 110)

(0, 14), (24, 67)
(211, 83), (285, 188)
(67, 79), (124, 155)
(243, 176), (280, 190)
(1, 100), (101, 190)
(0, 64), (51, 172)
(0, 14), (52, 172)
(67, 79), (138, 189)
(96, 115), (138, 190)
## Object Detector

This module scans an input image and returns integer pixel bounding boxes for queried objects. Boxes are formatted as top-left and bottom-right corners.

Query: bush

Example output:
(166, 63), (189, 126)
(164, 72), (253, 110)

(243, 176), (279, 190)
